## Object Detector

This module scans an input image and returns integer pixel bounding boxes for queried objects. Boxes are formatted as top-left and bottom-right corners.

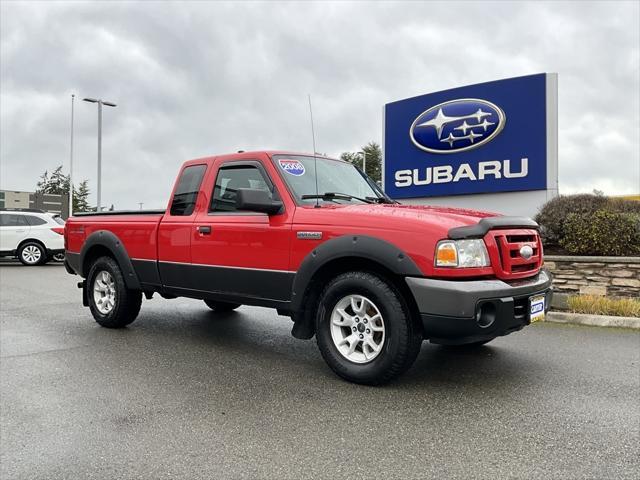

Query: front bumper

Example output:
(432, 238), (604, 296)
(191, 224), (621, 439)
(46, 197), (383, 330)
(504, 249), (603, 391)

(405, 270), (553, 345)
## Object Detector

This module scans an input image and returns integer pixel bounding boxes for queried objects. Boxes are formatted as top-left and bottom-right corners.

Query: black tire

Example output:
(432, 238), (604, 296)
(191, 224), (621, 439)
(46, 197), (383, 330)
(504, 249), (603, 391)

(87, 256), (142, 328)
(315, 271), (423, 385)
(204, 300), (241, 312)
(17, 241), (46, 266)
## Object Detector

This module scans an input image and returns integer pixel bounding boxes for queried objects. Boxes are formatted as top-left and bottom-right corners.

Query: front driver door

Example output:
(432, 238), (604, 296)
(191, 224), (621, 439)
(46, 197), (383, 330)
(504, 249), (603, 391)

(190, 159), (293, 303)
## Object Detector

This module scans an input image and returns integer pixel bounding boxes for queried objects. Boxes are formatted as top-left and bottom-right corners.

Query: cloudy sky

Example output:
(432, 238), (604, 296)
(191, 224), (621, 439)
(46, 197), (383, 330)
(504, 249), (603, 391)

(1, 0), (639, 209)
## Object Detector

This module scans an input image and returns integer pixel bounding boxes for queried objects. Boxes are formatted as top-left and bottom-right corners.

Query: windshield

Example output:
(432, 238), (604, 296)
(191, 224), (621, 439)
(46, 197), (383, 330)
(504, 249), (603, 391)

(273, 155), (383, 205)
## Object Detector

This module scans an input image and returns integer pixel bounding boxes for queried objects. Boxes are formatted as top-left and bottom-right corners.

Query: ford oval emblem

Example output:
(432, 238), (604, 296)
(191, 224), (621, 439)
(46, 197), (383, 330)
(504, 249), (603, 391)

(519, 245), (534, 260)
(410, 98), (506, 154)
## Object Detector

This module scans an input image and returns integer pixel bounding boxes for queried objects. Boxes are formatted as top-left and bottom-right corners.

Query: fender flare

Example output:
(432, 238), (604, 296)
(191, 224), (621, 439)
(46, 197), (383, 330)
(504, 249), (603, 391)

(289, 235), (422, 338)
(80, 230), (141, 290)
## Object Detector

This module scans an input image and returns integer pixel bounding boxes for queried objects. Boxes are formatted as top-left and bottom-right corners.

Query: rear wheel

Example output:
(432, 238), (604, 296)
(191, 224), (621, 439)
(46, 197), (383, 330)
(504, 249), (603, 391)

(87, 256), (142, 328)
(18, 242), (45, 266)
(315, 271), (422, 385)
(204, 300), (241, 312)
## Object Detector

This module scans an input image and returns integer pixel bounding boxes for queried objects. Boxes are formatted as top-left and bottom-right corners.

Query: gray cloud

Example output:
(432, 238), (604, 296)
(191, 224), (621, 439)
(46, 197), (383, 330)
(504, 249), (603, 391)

(1, 0), (638, 209)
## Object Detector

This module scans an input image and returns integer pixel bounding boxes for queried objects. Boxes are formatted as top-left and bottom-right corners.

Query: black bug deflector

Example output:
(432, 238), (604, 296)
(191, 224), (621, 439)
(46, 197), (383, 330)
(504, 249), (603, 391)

(448, 216), (539, 240)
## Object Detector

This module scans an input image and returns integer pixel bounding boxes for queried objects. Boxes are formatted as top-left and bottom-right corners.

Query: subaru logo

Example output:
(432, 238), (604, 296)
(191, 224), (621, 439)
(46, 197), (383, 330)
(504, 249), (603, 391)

(519, 245), (534, 260)
(410, 98), (506, 154)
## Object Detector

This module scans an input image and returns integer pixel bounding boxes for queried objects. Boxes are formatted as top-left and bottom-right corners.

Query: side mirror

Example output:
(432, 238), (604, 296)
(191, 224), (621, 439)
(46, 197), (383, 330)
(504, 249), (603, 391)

(236, 188), (283, 215)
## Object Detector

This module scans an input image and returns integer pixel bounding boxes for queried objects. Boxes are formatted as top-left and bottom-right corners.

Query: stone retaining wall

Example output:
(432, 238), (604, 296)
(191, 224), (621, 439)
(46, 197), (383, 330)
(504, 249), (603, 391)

(544, 255), (640, 298)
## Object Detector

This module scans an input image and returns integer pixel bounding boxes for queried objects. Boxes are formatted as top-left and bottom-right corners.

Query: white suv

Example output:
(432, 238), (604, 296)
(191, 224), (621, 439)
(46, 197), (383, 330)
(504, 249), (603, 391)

(0, 209), (65, 266)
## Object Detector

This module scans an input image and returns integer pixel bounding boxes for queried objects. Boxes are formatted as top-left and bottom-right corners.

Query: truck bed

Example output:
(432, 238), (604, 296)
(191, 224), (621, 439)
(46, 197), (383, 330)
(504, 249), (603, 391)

(72, 210), (165, 217)
(66, 211), (165, 261)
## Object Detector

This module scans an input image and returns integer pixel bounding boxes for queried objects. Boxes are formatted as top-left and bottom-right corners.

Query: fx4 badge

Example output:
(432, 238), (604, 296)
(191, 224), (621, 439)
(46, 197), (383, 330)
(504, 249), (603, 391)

(297, 231), (322, 240)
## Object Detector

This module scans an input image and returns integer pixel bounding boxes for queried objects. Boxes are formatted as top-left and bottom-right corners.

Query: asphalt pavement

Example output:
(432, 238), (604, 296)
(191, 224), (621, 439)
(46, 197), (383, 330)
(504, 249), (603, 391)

(1, 261), (639, 479)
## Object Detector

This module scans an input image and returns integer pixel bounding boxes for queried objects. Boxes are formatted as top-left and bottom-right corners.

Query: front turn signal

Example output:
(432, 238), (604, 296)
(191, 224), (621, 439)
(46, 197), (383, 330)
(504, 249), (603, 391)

(435, 240), (458, 267)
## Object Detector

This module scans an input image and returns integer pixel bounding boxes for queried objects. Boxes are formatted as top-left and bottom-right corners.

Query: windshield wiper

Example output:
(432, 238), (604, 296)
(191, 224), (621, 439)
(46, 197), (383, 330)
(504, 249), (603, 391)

(301, 192), (374, 204)
(365, 196), (398, 204)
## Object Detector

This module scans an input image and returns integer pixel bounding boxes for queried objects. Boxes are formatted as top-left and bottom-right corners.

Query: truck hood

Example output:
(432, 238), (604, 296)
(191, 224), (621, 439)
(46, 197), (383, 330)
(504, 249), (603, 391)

(298, 203), (500, 234)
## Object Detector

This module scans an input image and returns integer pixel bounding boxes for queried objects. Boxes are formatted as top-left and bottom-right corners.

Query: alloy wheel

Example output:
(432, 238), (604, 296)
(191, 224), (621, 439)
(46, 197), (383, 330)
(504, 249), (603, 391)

(93, 270), (117, 314)
(21, 245), (42, 265)
(329, 294), (386, 364)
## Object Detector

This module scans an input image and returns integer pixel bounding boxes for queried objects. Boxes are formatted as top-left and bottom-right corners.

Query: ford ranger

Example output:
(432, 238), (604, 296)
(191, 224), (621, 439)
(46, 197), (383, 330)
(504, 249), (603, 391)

(64, 151), (552, 384)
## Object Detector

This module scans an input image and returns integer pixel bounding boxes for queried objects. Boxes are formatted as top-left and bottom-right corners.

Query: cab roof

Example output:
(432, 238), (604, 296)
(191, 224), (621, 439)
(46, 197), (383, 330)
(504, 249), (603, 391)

(183, 151), (345, 167)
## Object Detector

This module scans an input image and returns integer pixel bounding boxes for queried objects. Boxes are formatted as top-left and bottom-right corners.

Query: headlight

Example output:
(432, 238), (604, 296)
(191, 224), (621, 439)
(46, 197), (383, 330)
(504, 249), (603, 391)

(435, 239), (490, 268)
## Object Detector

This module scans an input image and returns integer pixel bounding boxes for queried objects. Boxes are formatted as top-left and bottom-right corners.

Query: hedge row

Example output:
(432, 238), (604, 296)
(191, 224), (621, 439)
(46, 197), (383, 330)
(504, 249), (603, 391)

(534, 194), (640, 256)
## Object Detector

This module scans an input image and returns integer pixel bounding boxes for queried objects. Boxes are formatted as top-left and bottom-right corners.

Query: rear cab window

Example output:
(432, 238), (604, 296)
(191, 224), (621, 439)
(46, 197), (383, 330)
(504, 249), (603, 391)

(170, 164), (207, 216)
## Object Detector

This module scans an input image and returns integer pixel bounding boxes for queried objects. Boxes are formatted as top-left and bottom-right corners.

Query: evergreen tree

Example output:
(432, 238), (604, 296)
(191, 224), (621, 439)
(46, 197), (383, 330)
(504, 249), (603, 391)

(36, 170), (50, 192)
(74, 180), (91, 212)
(47, 166), (70, 195)
(340, 141), (382, 183)
(35, 165), (91, 213)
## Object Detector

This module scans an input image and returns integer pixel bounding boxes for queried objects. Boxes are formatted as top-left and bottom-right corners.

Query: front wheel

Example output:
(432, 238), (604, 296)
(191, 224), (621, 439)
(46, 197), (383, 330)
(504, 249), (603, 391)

(87, 256), (142, 328)
(315, 271), (422, 385)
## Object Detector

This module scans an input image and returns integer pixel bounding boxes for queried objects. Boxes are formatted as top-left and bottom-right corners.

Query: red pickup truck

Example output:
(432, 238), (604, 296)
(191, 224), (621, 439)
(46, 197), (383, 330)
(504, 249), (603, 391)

(65, 151), (552, 384)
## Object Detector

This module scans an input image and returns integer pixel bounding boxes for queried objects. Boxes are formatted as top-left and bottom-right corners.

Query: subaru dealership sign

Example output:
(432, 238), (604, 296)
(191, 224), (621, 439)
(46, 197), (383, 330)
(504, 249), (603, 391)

(383, 74), (558, 207)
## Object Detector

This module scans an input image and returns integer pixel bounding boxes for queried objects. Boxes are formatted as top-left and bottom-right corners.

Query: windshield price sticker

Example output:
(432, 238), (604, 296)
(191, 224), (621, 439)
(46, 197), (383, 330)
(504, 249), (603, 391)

(278, 159), (305, 176)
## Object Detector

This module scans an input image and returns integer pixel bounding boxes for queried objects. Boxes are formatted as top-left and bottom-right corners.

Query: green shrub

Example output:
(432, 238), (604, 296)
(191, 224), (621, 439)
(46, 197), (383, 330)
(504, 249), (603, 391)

(608, 198), (640, 214)
(560, 210), (640, 256)
(534, 194), (608, 245)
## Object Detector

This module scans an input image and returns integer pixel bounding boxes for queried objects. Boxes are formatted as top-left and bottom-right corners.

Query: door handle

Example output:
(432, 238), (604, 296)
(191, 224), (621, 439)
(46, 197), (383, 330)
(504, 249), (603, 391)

(197, 225), (212, 235)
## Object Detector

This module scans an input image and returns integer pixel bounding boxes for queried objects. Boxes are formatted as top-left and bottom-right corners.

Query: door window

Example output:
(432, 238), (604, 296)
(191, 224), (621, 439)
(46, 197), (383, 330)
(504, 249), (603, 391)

(169, 164), (207, 216)
(0, 214), (28, 227)
(210, 165), (276, 213)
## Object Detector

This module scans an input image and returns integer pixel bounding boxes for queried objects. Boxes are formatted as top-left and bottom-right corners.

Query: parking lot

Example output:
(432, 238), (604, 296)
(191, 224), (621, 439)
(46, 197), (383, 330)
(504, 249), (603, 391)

(1, 261), (638, 479)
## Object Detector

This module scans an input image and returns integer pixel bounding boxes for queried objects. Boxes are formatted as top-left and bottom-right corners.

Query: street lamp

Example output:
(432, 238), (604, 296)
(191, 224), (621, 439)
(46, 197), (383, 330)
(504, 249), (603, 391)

(69, 94), (75, 218)
(83, 97), (117, 211)
(357, 151), (367, 175)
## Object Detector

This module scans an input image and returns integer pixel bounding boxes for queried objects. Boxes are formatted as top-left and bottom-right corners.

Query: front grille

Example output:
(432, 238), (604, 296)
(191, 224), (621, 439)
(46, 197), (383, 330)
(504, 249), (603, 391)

(506, 234), (537, 243)
(486, 228), (542, 280)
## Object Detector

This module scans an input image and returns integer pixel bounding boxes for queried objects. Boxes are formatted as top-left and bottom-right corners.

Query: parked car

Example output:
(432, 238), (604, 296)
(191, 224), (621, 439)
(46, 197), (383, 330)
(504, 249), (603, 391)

(0, 209), (65, 265)
(64, 151), (552, 384)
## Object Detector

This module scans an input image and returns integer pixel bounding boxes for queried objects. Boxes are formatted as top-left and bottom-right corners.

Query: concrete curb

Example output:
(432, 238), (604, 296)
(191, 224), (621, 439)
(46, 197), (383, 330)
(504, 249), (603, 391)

(544, 311), (640, 330)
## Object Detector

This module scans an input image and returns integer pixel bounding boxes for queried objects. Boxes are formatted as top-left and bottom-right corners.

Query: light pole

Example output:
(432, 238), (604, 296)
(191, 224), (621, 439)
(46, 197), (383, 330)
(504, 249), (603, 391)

(357, 151), (367, 175)
(83, 97), (116, 211)
(69, 94), (75, 218)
